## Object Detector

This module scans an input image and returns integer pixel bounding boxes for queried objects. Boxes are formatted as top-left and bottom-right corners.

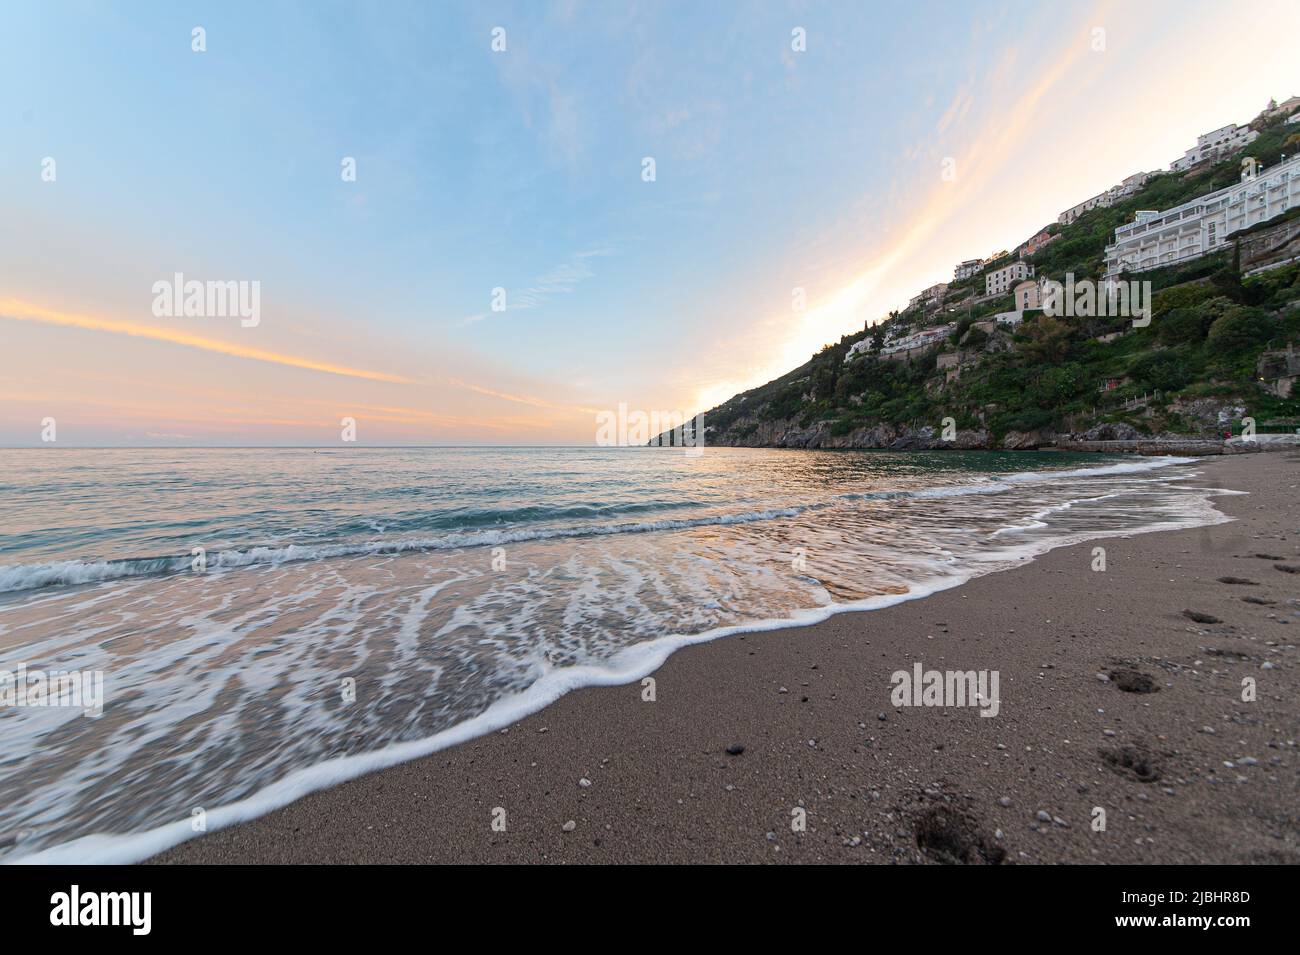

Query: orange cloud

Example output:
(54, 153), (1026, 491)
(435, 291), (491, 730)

(0, 298), (411, 384)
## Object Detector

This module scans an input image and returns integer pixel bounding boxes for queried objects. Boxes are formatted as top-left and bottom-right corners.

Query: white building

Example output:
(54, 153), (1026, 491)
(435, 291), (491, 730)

(1058, 191), (1109, 225)
(953, 258), (984, 281)
(844, 337), (873, 361)
(1104, 153), (1300, 276)
(1104, 172), (1156, 205)
(985, 261), (1033, 296)
(844, 323), (955, 361)
(908, 282), (949, 310)
(1289, 111), (1300, 125)
(1169, 123), (1259, 173)
(882, 324), (955, 356)
(1058, 172), (1157, 224)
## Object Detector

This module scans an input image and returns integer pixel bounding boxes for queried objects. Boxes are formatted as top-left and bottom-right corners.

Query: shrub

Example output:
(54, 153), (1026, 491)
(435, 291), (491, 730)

(1206, 306), (1276, 354)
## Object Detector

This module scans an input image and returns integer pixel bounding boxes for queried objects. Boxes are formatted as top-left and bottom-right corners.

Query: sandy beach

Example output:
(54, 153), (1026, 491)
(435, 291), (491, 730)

(151, 452), (1299, 865)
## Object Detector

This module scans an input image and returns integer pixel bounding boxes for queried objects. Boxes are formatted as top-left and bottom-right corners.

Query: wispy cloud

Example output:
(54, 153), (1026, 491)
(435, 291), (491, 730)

(445, 377), (600, 415)
(1, 299), (411, 384)
(464, 247), (611, 322)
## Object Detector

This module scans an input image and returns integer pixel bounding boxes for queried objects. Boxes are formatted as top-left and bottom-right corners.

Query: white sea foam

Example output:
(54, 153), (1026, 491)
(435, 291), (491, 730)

(0, 457), (1198, 598)
(6, 456), (1232, 866)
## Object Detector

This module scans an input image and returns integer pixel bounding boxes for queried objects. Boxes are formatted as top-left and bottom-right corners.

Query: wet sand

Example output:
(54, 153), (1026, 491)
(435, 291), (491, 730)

(152, 452), (1300, 864)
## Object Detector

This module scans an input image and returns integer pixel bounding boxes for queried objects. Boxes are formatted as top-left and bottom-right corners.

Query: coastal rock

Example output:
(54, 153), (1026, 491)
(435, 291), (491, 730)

(889, 426), (940, 451)
(1080, 422), (1141, 442)
(1002, 428), (1055, 450)
(950, 429), (991, 449)
(701, 416), (994, 450)
(1167, 397), (1247, 432)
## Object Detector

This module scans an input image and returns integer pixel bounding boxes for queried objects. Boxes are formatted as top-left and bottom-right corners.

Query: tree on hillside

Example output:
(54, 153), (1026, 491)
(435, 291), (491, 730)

(1206, 306), (1276, 354)
(1021, 315), (1072, 364)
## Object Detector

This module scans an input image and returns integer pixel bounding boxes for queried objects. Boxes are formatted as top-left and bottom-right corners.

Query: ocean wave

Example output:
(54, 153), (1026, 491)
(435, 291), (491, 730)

(0, 456), (1194, 597)
(6, 476), (1229, 866)
(0, 506), (809, 595)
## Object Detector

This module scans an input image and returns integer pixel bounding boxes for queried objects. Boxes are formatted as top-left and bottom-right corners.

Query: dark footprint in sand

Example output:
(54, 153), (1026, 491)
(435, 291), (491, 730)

(1108, 668), (1159, 693)
(1273, 564), (1300, 575)
(1217, 576), (1258, 585)
(1182, 609), (1221, 624)
(1100, 743), (1163, 783)
(913, 805), (1005, 865)
(1243, 596), (1276, 606)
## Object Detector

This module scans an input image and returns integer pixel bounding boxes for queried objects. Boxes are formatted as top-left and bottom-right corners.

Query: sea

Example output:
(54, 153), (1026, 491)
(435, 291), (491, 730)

(0, 446), (1233, 862)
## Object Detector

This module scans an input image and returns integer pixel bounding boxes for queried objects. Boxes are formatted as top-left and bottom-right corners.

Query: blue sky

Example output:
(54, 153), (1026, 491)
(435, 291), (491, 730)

(2, 1), (1297, 444)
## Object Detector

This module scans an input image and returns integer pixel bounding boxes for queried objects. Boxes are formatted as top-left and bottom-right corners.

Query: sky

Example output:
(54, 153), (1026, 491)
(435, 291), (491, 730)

(2, 0), (1297, 446)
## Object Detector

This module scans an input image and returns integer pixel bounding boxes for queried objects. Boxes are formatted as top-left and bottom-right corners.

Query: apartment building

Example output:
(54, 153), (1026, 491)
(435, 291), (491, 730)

(882, 323), (955, 356)
(1169, 123), (1259, 173)
(843, 323), (956, 362)
(1059, 192), (1109, 225)
(1057, 172), (1156, 225)
(986, 260), (1033, 296)
(1019, 228), (1060, 257)
(1104, 153), (1300, 276)
(953, 258), (984, 282)
(908, 282), (949, 310)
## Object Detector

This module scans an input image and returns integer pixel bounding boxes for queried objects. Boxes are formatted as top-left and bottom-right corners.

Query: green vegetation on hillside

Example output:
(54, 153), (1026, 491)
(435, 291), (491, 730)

(686, 111), (1300, 447)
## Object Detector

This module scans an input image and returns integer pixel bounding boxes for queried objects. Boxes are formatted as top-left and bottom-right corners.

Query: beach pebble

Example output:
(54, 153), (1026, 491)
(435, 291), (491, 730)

(579, 777), (591, 788)
(1035, 810), (1052, 822)
(877, 712), (888, 721)
(561, 820), (576, 832)
(998, 796), (1013, 808)
(725, 744), (745, 755)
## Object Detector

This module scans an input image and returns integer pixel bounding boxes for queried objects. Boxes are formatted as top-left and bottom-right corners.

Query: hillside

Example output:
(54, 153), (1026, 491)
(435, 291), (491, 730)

(660, 110), (1300, 451)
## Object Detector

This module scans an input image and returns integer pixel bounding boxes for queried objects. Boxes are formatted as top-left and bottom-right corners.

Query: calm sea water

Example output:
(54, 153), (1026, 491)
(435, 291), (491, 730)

(0, 447), (1228, 861)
